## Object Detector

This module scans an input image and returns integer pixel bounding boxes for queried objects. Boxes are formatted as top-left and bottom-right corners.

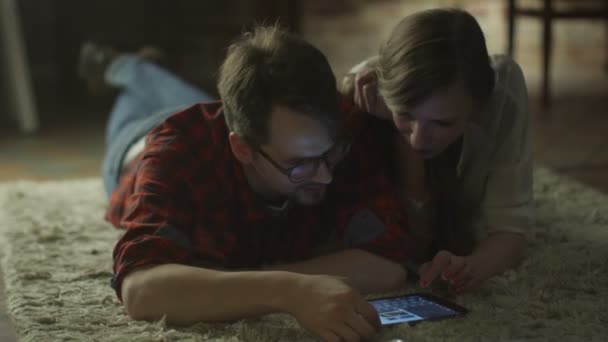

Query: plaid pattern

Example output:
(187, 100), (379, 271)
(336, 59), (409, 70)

(106, 101), (411, 300)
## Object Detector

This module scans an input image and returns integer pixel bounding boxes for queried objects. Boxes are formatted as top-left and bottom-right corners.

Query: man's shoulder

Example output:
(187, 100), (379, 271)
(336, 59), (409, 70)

(148, 101), (228, 147)
(137, 100), (232, 181)
(162, 100), (225, 130)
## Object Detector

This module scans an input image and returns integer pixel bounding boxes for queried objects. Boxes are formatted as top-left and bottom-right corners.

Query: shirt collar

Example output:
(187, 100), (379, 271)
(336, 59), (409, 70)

(456, 107), (493, 177)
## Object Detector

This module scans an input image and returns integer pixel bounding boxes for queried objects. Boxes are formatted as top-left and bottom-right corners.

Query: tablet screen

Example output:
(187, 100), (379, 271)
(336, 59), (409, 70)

(369, 294), (466, 325)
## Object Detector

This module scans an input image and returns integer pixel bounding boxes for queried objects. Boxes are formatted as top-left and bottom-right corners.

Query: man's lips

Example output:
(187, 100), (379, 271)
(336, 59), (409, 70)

(300, 185), (325, 192)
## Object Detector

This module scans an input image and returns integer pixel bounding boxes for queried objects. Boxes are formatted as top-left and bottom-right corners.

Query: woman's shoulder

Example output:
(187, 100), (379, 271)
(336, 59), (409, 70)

(475, 55), (529, 128)
(476, 55), (531, 162)
(490, 54), (528, 104)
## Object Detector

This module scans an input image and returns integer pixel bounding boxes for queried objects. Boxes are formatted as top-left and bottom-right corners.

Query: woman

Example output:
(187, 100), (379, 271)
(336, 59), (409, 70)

(344, 8), (533, 293)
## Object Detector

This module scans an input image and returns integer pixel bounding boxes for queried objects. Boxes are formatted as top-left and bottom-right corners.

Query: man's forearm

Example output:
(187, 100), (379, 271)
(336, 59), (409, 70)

(122, 264), (298, 325)
(265, 249), (407, 294)
(469, 232), (526, 283)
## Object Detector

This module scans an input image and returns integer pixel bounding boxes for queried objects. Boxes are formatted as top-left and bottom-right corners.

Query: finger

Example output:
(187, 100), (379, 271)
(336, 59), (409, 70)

(354, 72), (369, 109)
(355, 69), (377, 85)
(419, 251), (452, 287)
(345, 311), (376, 339)
(362, 82), (377, 113)
(417, 262), (433, 287)
(443, 257), (466, 282)
(331, 323), (360, 342)
(318, 330), (341, 342)
(354, 79), (362, 109)
(354, 300), (381, 331)
(451, 261), (475, 288)
(418, 262), (432, 277)
(448, 268), (469, 286)
(354, 70), (376, 109)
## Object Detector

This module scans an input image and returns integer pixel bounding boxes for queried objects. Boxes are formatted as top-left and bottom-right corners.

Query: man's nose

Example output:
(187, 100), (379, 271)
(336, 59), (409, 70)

(311, 160), (333, 184)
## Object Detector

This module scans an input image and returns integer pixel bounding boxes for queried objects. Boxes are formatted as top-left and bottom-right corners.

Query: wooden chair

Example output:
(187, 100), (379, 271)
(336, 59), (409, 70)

(507, 0), (608, 106)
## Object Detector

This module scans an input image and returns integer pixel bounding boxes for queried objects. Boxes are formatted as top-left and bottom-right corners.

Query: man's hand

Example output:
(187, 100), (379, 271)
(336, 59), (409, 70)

(418, 250), (477, 294)
(353, 69), (392, 120)
(284, 274), (380, 342)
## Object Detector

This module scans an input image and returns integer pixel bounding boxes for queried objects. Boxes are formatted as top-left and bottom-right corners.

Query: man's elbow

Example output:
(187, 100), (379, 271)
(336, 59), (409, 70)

(121, 270), (161, 321)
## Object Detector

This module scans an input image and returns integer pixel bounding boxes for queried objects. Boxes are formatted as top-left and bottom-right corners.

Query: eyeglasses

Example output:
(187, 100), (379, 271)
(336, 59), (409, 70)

(256, 140), (352, 183)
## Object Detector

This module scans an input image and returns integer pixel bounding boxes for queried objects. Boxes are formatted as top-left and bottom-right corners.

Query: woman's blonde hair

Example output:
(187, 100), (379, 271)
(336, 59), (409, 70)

(378, 8), (495, 114)
(378, 9), (496, 255)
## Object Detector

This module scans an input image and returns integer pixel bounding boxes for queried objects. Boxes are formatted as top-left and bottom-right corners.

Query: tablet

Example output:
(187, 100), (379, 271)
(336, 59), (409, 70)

(369, 293), (468, 325)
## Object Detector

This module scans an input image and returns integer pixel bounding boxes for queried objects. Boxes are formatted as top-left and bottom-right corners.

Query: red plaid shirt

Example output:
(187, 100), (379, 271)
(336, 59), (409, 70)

(107, 101), (411, 299)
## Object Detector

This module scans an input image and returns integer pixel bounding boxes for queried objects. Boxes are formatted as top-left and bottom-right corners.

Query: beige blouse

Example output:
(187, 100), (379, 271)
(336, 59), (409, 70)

(346, 55), (534, 248)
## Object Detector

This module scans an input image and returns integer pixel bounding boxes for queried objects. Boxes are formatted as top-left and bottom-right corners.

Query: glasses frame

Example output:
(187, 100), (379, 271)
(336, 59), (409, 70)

(255, 139), (352, 183)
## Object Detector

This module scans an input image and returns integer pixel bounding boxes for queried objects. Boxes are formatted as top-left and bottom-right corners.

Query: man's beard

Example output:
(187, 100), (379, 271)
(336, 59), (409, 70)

(289, 184), (327, 206)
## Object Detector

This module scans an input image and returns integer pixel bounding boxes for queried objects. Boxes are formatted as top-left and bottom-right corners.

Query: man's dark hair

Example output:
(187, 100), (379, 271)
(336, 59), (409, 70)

(218, 25), (340, 145)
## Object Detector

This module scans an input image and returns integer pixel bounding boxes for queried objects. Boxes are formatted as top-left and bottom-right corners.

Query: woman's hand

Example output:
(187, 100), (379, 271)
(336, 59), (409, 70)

(352, 69), (393, 120)
(418, 250), (477, 294)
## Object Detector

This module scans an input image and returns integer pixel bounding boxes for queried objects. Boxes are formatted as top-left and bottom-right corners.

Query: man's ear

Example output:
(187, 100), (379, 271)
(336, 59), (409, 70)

(228, 132), (254, 164)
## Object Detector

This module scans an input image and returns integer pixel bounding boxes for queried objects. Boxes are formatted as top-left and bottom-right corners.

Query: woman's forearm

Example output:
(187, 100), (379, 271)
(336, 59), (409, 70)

(468, 232), (526, 284)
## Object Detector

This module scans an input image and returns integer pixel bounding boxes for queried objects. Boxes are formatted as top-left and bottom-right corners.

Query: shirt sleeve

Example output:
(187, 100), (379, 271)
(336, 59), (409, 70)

(475, 57), (534, 241)
(110, 124), (215, 300)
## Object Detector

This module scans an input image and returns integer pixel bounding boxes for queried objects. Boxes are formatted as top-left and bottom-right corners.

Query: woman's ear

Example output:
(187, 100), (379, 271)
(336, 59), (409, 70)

(228, 132), (254, 164)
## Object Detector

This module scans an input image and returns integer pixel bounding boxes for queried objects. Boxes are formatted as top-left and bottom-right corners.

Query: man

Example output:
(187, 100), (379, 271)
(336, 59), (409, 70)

(82, 25), (411, 341)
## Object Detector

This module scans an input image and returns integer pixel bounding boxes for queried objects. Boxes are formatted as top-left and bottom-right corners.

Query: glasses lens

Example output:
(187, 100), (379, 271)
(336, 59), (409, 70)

(289, 160), (319, 182)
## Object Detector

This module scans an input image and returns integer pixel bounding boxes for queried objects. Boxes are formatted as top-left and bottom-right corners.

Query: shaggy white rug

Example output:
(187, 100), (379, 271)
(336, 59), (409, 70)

(0, 167), (607, 342)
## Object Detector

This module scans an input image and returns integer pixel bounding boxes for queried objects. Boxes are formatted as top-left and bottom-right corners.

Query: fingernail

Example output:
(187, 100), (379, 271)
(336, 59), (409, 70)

(456, 286), (465, 294)
(420, 280), (428, 287)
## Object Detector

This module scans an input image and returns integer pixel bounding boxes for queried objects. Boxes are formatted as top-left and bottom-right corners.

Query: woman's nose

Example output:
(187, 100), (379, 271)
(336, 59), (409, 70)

(409, 121), (427, 149)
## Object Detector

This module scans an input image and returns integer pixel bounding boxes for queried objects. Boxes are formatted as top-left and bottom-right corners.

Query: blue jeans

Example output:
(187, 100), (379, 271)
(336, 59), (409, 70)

(101, 56), (214, 196)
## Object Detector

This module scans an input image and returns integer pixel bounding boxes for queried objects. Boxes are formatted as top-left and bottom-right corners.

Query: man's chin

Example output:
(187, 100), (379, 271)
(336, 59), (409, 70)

(293, 187), (327, 206)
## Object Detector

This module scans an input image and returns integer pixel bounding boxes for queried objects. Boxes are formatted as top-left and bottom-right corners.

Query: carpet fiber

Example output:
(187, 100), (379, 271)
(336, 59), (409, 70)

(1, 168), (607, 341)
